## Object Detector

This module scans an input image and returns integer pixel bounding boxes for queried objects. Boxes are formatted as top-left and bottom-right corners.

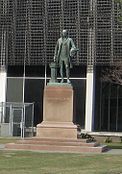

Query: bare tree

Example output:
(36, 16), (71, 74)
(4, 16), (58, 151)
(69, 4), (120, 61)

(102, 1), (122, 85)
(102, 64), (122, 85)
(116, 0), (122, 22)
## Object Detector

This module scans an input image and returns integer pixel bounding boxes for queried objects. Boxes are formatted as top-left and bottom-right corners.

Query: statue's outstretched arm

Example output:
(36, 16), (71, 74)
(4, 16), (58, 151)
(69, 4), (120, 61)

(70, 39), (76, 49)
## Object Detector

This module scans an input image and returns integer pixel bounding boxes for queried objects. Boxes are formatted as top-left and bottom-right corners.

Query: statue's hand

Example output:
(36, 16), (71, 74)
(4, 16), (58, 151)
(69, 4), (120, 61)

(70, 48), (79, 57)
(53, 56), (59, 65)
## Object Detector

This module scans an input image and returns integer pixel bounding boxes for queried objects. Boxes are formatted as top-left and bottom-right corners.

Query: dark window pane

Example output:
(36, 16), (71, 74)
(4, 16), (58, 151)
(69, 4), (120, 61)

(6, 78), (23, 102)
(24, 79), (44, 126)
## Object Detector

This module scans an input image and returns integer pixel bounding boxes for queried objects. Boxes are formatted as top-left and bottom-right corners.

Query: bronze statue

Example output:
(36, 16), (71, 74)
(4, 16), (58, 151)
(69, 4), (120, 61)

(54, 30), (78, 84)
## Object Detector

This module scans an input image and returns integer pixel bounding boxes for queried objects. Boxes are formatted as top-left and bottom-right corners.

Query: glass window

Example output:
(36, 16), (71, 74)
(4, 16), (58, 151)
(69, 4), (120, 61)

(24, 79), (44, 126)
(6, 78), (23, 102)
(95, 67), (122, 132)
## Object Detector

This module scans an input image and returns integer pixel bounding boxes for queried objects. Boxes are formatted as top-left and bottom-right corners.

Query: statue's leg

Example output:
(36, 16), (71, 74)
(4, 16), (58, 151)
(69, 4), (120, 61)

(65, 61), (71, 84)
(60, 61), (64, 83)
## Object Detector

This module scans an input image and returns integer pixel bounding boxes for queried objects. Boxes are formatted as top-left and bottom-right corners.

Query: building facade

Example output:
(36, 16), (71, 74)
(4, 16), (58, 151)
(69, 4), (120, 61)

(0, 0), (122, 133)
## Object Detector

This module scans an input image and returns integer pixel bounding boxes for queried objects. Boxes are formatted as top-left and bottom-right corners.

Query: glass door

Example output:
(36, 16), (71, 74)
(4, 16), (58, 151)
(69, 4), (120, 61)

(12, 108), (24, 137)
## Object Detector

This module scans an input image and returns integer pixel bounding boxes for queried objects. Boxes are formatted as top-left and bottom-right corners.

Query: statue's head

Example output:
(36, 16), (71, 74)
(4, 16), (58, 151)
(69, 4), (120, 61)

(62, 30), (68, 38)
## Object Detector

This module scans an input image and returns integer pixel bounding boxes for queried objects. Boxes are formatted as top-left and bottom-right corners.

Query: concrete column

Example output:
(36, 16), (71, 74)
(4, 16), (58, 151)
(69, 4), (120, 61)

(85, 65), (95, 132)
(0, 68), (7, 103)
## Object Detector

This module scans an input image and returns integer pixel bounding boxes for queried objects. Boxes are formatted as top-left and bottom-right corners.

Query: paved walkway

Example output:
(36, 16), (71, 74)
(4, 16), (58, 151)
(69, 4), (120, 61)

(0, 144), (5, 149)
(104, 149), (122, 155)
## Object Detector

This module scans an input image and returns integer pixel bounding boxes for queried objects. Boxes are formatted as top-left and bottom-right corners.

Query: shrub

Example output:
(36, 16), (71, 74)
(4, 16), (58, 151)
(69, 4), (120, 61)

(79, 133), (95, 142)
(104, 137), (112, 143)
(120, 136), (122, 143)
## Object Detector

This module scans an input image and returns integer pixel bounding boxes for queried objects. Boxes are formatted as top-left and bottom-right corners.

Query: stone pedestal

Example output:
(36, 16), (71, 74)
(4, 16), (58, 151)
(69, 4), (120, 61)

(37, 84), (77, 139)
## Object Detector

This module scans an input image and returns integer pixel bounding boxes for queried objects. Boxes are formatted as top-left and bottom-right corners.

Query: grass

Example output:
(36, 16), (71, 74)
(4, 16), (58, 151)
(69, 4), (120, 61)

(0, 137), (20, 144)
(104, 142), (122, 149)
(0, 151), (122, 174)
(0, 138), (122, 173)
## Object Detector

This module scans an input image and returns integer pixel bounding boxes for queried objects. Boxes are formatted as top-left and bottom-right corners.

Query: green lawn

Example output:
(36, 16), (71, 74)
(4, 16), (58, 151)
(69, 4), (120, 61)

(0, 151), (122, 174)
(0, 138), (122, 173)
(0, 137), (19, 144)
(105, 142), (122, 149)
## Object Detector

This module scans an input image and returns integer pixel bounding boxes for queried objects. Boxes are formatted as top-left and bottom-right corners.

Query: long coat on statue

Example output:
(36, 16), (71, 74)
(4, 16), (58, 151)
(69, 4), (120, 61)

(54, 37), (76, 68)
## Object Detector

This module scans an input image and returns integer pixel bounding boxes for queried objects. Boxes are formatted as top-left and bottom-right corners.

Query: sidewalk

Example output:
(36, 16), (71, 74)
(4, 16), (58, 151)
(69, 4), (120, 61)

(104, 149), (122, 155)
(0, 144), (5, 149)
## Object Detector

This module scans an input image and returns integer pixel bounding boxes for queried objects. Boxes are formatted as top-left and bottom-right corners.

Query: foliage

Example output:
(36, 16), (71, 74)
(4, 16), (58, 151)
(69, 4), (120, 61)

(115, 0), (122, 22)
(102, 1), (122, 84)
(0, 137), (19, 144)
(104, 137), (113, 143)
(120, 136), (122, 143)
(104, 142), (122, 149)
(76, 125), (95, 142)
(79, 133), (95, 142)
(102, 65), (122, 85)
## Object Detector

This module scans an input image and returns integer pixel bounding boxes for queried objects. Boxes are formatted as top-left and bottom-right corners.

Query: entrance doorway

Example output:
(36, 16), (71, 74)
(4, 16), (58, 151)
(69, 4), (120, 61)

(12, 108), (23, 136)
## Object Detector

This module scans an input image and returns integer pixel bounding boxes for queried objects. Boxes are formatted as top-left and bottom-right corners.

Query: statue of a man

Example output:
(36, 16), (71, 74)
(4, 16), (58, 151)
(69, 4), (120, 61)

(54, 30), (77, 84)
